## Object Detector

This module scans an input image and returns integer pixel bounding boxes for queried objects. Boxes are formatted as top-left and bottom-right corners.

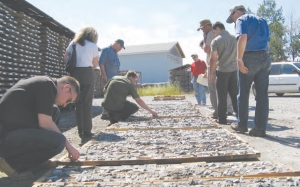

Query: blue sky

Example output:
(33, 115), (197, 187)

(27, 0), (300, 64)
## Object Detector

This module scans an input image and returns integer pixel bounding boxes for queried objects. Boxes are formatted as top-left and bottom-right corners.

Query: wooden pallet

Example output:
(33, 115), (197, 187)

(55, 129), (261, 166)
(33, 161), (299, 186)
(153, 95), (186, 101)
(106, 126), (221, 131)
(56, 153), (261, 167)
(106, 116), (217, 131)
(127, 115), (202, 121)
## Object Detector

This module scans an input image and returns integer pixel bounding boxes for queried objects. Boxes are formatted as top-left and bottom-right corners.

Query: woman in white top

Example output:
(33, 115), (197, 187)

(64, 26), (99, 138)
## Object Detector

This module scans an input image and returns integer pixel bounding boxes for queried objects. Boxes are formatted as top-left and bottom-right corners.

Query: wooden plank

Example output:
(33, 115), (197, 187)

(127, 115), (202, 121)
(33, 163), (298, 186)
(154, 95), (186, 101)
(106, 126), (220, 131)
(223, 128), (249, 144)
(56, 153), (261, 166)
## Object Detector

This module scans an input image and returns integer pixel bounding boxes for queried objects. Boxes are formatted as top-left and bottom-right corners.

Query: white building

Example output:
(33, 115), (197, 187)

(118, 42), (185, 83)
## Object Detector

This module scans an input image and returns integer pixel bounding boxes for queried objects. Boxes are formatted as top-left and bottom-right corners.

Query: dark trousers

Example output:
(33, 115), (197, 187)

(238, 51), (271, 130)
(0, 105), (66, 172)
(106, 101), (139, 123)
(71, 67), (94, 134)
(216, 71), (238, 122)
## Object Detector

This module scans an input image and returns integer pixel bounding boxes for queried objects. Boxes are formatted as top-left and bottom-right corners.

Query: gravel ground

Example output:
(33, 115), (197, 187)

(0, 93), (299, 186)
(186, 93), (300, 171)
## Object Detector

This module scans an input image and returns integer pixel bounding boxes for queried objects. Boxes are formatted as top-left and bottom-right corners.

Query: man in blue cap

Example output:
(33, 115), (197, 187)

(99, 39), (125, 119)
(226, 5), (271, 137)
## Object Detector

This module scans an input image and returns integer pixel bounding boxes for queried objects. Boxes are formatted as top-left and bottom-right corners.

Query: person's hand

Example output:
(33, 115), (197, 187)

(238, 60), (249, 74)
(209, 74), (215, 83)
(94, 69), (100, 75)
(151, 110), (158, 117)
(203, 73), (207, 79)
(66, 144), (80, 161)
(102, 75), (108, 82)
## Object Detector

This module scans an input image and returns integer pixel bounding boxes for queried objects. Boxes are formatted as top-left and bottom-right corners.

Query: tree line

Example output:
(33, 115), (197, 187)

(252, 0), (300, 62)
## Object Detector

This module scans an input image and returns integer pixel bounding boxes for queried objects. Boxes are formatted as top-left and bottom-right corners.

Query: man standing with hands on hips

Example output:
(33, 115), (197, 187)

(99, 39), (125, 120)
(227, 5), (271, 137)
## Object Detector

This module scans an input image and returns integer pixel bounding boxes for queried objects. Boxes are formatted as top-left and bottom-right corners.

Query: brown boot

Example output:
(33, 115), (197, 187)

(231, 123), (248, 133)
(249, 128), (266, 137)
(0, 158), (34, 180)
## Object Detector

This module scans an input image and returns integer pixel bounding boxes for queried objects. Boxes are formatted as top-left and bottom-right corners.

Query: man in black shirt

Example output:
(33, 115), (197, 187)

(0, 76), (81, 180)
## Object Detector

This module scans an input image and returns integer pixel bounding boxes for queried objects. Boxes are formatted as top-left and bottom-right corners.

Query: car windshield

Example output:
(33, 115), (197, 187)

(293, 62), (300, 69)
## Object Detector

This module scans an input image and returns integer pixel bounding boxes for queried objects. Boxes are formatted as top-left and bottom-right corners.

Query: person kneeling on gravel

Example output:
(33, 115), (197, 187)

(102, 70), (158, 124)
(0, 76), (81, 180)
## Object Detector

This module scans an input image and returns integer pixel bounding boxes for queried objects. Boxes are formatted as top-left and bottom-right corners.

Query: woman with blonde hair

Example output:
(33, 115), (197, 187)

(64, 26), (99, 138)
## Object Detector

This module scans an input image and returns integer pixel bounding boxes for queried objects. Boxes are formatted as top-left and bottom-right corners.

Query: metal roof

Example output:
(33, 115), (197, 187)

(0, 0), (75, 39)
(119, 42), (185, 58)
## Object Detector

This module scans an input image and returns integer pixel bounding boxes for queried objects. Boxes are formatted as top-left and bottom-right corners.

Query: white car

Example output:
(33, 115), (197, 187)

(252, 62), (300, 96)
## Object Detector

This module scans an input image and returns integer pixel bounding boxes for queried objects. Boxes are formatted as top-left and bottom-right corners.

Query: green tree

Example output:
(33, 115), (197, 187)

(246, 7), (253, 14)
(257, 0), (287, 62)
(286, 12), (300, 61)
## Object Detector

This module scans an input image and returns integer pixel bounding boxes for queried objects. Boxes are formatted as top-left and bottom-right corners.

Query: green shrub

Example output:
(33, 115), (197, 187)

(137, 83), (183, 96)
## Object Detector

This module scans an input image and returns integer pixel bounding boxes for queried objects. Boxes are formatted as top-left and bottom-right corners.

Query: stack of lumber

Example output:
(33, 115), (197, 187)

(0, 2), (70, 98)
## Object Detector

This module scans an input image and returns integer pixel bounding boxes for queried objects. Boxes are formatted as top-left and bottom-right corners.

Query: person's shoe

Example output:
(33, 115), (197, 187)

(202, 103), (206, 106)
(231, 123), (248, 133)
(215, 119), (227, 125)
(80, 132), (94, 138)
(226, 111), (233, 116)
(209, 113), (218, 119)
(0, 159), (34, 180)
(108, 113), (119, 125)
(249, 128), (266, 137)
(101, 114), (110, 120)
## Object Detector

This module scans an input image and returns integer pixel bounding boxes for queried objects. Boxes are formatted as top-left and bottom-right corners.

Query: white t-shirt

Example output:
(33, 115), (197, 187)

(66, 40), (98, 67)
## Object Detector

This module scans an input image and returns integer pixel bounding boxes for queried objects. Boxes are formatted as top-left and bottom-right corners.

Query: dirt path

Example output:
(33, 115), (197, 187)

(0, 93), (299, 186)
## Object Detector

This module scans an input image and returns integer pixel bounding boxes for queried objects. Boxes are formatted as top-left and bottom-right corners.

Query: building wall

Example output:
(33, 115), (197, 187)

(169, 45), (181, 58)
(119, 52), (182, 83)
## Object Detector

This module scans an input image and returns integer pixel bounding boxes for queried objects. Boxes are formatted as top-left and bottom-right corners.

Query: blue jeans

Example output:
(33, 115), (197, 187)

(0, 105), (66, 172)
(192, 76), (206, 104)
(237, 51), (271, 130)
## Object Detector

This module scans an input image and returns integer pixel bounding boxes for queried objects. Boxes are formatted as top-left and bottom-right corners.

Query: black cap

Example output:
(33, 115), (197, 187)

(115, 39), (125, 49)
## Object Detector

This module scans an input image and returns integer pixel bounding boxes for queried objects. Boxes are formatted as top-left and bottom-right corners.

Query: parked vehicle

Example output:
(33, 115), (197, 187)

(252, 62), (300, 96)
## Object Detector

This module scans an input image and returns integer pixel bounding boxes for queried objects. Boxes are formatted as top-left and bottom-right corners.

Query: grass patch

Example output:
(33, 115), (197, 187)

(137, 83), (183, 96)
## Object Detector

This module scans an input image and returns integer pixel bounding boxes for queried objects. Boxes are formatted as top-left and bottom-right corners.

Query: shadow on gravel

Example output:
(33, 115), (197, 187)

(266, 123), (293, 132)
(94, 132), (126, 142)
(58, 106), (104, 133)
(264, 135), (300, 149)
(92, 106), (103, 118)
